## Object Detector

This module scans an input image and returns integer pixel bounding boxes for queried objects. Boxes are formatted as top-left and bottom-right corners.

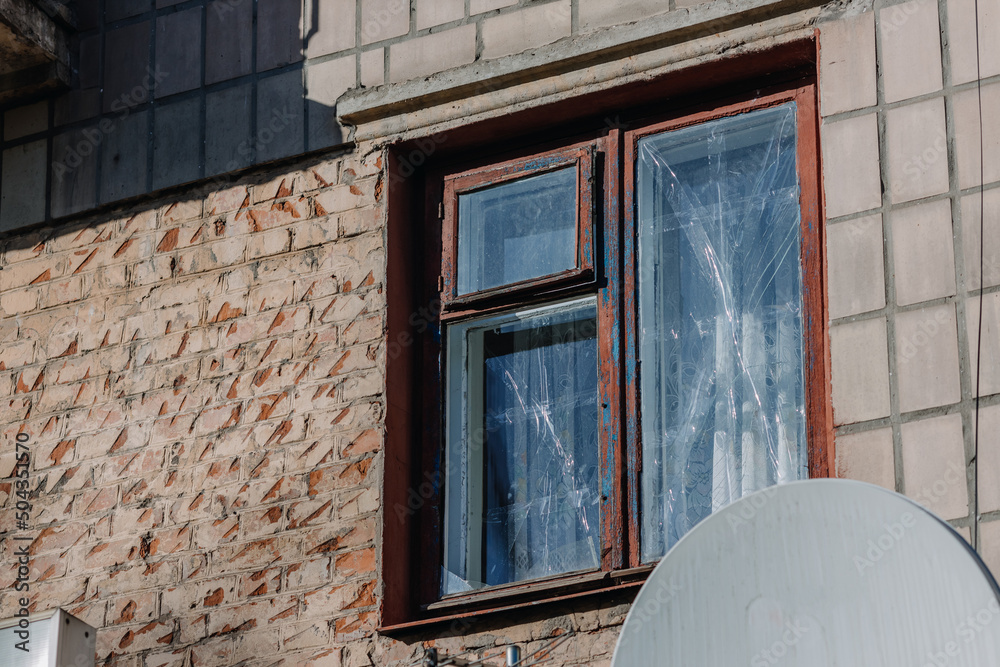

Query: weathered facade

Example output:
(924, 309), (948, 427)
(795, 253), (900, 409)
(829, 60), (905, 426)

(1, 0), (999, 665)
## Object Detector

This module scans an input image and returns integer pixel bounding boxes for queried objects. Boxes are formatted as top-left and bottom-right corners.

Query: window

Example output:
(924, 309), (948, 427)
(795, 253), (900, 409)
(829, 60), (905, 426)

(382, 67), (829, 628)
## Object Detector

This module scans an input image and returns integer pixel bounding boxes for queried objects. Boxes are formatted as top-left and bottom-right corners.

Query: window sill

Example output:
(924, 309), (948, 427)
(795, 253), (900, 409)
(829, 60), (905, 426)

(378, 565), (656, 636)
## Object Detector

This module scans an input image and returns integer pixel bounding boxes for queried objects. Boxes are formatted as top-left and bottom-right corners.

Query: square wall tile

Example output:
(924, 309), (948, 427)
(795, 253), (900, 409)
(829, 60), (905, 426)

(153, 98), (202, 190)
(481, 1), (571, 60)
(879, 0), (943, 103)
(961, 188), (1000, 290)
(827, 215), (886, 319)
(4, 102), (48, 141)
(896, 303), (962, 412)
(975, 403), (1000, 513)
(835, 427), (895, 489)
(389, 25), (476, 83)
(890, 199), (956, 306)
(901, 413), (968, 520)
(821, 114), (883, 219)
(156, 8), (203, 98)
(103, 22), (152, 113)
(819, 12), (877, 116)
(954, 83), (1000, 190)
(306, 56), (355, 150)
(416, 0), (464, 29)
(51, 127), (99, 218)
(0, 140), (48, 232)
(207, 0), (254, 84)
(304, 0), (356, 57)
(206, 84), (252, 176)
(965, 291), (1000, 397)
(257, 71), (304, 162)
(578, 0), (671, 32)
(830, 317), (891, 424)
(886, 98), (950, 204)
(106, 0), (150, 22)
(362, 0), (410, 45)
(947, 0), (1000, 84)
(980, 520), (1000, 576)
(360, 49), (384, 87)
(100, 111), (149, 203)
(55, 89), (99, 126)
(79, 34), (101, 89)
(471, 0), (517, 14)
(258, 0), (304, 71)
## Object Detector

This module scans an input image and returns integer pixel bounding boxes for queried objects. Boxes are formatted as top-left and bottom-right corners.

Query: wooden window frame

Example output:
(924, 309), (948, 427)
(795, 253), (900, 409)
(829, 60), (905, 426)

(621, 84), (830, 565)
(440, 146), (598, 310)
(381, 43), (831, 634)
(428, 132), (626, 611)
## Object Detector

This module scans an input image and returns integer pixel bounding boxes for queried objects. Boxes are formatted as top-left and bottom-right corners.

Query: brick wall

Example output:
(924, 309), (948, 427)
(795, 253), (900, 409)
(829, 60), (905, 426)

(0, 145), (630, 665)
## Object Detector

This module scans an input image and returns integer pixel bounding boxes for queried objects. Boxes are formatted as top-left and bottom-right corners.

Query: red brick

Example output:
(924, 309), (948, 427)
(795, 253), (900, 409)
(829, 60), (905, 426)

(238, 565), (283, 598)
(334, 547), (375, 578)
(109, 592), (159, 625)
(30, 522), (88, 555)
(205, 595), (299, 636)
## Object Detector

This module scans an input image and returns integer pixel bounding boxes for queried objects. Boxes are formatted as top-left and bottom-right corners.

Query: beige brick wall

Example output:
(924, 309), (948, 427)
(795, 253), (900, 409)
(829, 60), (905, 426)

(0, 147), (627, 666)
(819, 0), (1000, 549)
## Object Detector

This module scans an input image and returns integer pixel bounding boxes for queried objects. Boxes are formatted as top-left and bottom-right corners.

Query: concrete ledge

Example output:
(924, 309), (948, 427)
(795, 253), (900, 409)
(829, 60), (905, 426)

(338, 0), (830, 130)
(0, 0), (71, 105)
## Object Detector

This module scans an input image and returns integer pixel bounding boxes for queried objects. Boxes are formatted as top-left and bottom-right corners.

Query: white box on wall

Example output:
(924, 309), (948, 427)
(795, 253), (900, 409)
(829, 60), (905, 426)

(0, 609), (96, 667)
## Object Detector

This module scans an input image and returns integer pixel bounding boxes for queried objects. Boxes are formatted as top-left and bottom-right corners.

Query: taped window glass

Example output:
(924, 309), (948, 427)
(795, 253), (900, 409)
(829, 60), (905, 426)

(637, 103), (807, 561)
(457, 167), (578, 295)
(443, 297), (600, 594)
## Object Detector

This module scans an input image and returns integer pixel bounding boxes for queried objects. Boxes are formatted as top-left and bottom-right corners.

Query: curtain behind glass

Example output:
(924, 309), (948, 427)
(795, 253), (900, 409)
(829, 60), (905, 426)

(443, 299), (600, 593)
(637, 103), (807, 561)
(482, 305), (600, 585)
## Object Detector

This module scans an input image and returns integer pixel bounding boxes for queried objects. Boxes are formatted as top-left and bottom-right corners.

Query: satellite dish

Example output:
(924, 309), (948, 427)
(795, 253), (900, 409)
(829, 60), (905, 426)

(612, 479), (1000, 667)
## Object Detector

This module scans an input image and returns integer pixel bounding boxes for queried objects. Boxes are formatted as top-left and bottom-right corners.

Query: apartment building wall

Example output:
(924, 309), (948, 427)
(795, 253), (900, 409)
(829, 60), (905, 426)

(0, 0), (999, 665)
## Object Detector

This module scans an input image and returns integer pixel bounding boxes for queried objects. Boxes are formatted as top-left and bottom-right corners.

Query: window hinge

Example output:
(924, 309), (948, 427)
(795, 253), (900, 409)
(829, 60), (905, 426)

(437, 275), (444, 292)
(438, 202), (444, 219)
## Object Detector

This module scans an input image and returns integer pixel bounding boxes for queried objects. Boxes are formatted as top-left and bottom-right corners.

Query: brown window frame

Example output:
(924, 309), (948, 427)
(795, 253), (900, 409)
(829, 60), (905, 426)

(440, 146), (598, 310)
(381, 44), (831, 634)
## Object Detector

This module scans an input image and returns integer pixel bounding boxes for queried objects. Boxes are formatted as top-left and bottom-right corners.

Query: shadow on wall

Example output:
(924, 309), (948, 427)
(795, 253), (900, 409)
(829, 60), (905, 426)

(0, 0), (349, 235)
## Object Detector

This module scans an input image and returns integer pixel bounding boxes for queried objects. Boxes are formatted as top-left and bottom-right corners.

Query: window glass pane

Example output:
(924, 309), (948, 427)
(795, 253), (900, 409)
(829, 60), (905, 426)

(443, 298), (600, 593)
(457, 167), (577, 295)
(637, 103), (807, 561)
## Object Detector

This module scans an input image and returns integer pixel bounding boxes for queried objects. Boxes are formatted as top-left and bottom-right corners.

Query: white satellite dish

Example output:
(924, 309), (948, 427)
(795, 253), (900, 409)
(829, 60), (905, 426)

(612, 479), (1000, 667)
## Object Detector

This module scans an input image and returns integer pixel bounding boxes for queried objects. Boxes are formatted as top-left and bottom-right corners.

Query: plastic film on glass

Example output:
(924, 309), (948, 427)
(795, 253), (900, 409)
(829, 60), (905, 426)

(635, 103), (808, 562)
(441, 147), (596, 310)
(443, 297), (601, 595)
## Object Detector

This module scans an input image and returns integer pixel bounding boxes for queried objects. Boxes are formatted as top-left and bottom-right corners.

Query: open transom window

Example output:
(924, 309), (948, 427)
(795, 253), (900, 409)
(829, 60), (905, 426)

(382, 66), (830, 629)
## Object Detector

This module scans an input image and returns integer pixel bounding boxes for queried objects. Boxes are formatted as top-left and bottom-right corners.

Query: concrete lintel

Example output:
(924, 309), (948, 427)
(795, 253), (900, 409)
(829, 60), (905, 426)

(338, 0), (829, 129)
(0, 0), (71, 104)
